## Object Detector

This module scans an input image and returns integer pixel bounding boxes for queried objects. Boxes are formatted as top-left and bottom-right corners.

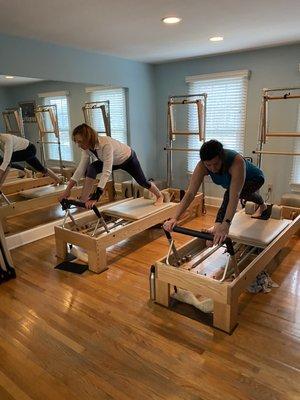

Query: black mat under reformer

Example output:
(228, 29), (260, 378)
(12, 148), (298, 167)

(55, 252), (88, 274)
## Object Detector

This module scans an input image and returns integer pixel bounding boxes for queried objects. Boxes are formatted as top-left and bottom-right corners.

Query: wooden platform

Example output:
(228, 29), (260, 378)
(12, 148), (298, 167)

(0, 180), (115, 233)
(1, 175), (55, 195)
(154, 214), (300, 332)
(55, 191), (203, 273)
(0, 210), (299, 400)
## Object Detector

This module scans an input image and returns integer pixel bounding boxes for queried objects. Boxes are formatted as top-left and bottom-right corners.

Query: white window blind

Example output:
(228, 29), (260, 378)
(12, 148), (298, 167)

(43, 95), (73, 162)
(89, 88), (128, 144)
(290, 104), (300, 185)
(186, 70), (249, 172)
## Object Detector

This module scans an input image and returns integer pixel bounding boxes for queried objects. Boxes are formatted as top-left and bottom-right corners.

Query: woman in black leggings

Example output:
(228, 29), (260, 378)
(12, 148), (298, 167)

(0, 133), (61, 188)
(60, 123), (163, 208)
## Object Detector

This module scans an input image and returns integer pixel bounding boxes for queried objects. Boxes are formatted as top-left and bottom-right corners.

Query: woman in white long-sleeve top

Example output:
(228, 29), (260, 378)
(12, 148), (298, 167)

(0, 133), (61, 188)
(59, 123), (163, 208)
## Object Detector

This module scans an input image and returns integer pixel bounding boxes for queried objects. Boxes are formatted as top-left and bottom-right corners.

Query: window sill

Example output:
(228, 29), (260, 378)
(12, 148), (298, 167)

(290, 183), (300, 193)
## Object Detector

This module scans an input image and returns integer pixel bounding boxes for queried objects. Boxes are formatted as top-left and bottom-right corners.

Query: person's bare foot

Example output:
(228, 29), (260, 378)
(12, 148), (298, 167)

(154, 194), (164, 206)
(252, 203), (267, 218)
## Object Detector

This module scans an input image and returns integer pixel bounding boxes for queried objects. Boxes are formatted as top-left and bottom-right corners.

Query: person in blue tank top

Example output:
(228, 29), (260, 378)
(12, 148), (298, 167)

(164, 140), (267, 245)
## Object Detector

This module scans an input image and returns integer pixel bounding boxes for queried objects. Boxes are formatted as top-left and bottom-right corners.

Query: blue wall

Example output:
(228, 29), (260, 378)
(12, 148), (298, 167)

(0, 87), (11, 131)
(0, 33), (156, 177)
(154, 44), (300, 202)
(1, 32), (299, 202)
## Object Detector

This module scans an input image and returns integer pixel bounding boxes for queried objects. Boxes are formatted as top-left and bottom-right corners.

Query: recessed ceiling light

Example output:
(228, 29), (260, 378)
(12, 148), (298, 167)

(5, 76), (14, 79)
(209, 36), (224, 42)
(162, 16), (182, 24)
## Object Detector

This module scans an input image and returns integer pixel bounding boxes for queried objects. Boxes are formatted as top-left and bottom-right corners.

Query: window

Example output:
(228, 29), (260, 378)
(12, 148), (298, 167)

(87, 87), (128, 144)
(40, 92), (72, 162)
(290, 104), (300, 186)
(186, 70), (249, 172)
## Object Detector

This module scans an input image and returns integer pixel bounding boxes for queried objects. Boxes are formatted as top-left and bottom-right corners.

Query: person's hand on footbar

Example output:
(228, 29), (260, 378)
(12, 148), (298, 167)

(85, 187), (103, 209)
(213, 221), (229, 246)
(163, 218), (178, 232)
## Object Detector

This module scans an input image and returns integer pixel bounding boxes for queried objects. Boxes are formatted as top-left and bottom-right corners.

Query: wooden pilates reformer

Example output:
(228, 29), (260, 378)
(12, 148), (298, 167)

(55, 190), (203, 274)
(0, 180), (114, 233)
(1, 106), (65, 195)
(150, 203), (300, 333)
(0, 171), (58, 196)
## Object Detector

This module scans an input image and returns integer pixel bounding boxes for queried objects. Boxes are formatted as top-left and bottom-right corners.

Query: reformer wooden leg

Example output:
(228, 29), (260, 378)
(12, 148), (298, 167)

(213, 300), (238, 333)
(88, 246), (108, 274)
(155, 279), (170, 307)
(55, 231), (68, 261)
(0, 219), (9, 235)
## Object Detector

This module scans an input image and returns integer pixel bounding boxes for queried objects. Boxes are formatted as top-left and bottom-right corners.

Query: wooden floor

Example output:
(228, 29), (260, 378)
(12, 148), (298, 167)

(0, 210), (299, 400)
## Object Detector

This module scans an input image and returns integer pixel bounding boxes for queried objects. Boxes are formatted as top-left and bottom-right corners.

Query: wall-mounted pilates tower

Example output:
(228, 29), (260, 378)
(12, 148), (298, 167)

(2, 107), (25, 137)
(253, 87), (300, 168)
(164, 93), (207, 210)
(35, 104), (64, 176)
(82, 101), (111, 137)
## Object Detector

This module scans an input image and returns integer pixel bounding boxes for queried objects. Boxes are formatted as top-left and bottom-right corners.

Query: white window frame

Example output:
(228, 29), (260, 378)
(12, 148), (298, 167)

(186, 70), (249, 173)
(38, 91), (73, 164)
(85, 86), (129, 144)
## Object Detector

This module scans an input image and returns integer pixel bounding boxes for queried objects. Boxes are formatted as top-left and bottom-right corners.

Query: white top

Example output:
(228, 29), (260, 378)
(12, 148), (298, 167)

(0, 133), (30, 171)
(72, 135), (131, 189)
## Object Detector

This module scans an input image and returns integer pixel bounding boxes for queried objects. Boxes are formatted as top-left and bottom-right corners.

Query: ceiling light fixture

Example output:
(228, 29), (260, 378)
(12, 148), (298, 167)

(209, 36), (224, 42)
(162, 16), (182, 24)
(5, 76), (14, 79)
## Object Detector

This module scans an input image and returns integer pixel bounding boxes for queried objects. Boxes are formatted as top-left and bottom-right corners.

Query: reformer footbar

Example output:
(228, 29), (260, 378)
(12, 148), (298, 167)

(60, 198), (109, 235)
(164, 226), (239, 281)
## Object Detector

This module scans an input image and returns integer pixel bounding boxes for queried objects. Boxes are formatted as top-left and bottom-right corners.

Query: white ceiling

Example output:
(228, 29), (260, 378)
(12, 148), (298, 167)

(0, 0), (299, 63)
(0, 75), (43, 87)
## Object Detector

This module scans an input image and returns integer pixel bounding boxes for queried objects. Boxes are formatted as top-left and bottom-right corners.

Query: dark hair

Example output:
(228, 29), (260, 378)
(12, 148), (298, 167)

(200, 140), (224, 161)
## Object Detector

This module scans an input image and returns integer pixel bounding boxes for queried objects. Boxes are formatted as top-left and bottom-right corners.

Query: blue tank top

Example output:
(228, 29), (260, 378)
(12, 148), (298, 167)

(208, 149), (264, 189)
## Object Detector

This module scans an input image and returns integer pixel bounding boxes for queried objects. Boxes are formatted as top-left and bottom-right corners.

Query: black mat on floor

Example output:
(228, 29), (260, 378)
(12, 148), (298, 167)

(55, 253), (88, 274)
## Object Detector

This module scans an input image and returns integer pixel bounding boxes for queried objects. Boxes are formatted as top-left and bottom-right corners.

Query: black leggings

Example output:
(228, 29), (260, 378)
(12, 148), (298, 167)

(86, 150), (151, 189)
(216, 177), (265, 223)
(0, 156), (24, 171)
(10, 143), (47, 173)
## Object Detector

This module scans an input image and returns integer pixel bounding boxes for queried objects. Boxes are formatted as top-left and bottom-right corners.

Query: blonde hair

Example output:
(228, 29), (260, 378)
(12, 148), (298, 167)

(72, 123), (98, 149)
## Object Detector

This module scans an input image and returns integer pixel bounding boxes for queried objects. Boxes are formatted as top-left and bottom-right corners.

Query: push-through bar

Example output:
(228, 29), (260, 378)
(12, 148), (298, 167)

(172, 226), (235, 255)
(60, 198), (102, 219)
